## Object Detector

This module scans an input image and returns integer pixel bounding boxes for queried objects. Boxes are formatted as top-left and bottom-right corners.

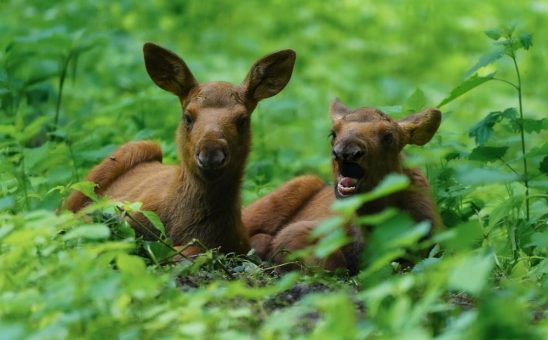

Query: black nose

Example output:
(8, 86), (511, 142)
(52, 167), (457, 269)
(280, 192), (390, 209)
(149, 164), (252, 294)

(196, 147), (227, 169)
(332, 143), (365, 162)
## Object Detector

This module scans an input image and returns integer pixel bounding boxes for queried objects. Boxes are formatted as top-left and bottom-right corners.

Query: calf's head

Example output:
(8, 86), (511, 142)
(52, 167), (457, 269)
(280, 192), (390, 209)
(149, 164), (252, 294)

(143, 43), (295, 181)
(329, 98), (441, 198)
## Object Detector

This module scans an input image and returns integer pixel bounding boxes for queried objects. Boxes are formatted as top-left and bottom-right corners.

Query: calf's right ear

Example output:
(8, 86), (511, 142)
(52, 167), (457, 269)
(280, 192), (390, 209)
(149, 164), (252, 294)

(398, 108), (442, 145)
(143, 43), (198, 99)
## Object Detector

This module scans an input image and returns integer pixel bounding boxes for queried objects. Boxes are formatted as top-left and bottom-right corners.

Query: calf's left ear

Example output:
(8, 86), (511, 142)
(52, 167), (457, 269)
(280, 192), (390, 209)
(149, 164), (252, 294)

(243, 49), (296, 101)
(398, 108), (441, 145)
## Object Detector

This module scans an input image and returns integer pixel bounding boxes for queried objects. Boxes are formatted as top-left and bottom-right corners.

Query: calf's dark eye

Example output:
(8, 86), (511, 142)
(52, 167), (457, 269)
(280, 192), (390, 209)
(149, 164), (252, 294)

(236, 116), (250, 129)
(183, 113), (193, 127)
(381, 132), (393, 145)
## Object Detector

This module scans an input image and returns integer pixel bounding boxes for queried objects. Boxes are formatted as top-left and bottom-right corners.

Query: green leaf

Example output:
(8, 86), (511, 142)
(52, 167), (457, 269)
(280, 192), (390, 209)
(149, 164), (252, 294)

(314, 227), (348, 258)
(527, 143), (548, 157)
(540, 156), (548, 175)
(116, 253), (147, 276)
(455, 165), (519, 185)
(442, 220), (483, 251)
(465, 49), (504, 78)
(524, 231), (548, 249)
(485, 28), (503, 40)
(468, 111), (502, 145)
(437, 73), (494, 108)
(0, 196), (15, 211)
(518, 32), (533, 50)
(70, 181), (98, 202)
(520, 118), (546, 133)
(142, 210), (166, 237)
(63, 223), (110, 240)
(448, 253), (494, 295)
(332, 173), (410, 216)
(468, 146), (508, 162)
(403, 88), (427, 113)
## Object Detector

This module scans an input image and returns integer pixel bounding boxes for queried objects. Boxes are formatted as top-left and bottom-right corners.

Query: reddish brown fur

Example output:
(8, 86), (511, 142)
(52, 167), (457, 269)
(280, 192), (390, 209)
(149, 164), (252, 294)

(66, 43), (296, 254)
(243, 99), (442, 272)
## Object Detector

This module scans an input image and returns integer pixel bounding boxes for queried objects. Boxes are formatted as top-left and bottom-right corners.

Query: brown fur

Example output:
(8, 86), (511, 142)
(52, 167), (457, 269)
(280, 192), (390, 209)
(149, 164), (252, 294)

(66, 43), (296, 254)
(243, 99), (442, 272)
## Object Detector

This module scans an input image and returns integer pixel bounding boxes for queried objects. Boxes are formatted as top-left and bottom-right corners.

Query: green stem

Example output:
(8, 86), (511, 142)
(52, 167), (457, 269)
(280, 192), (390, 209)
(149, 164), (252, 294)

(511, 54), (530, 222)
(54, 53), (73, 127)
(19, 150), (30, 210)
(492, 77), (519, 91)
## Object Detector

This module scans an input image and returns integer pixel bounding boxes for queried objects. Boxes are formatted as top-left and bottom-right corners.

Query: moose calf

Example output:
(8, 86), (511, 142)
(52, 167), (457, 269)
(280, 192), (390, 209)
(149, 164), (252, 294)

(67, 43), (296, 255)
(243, 99), (442, 273)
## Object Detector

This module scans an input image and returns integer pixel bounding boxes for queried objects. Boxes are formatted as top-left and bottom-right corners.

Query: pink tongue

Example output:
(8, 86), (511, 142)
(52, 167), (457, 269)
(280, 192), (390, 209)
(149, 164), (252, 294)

(339, 177), (357, 188)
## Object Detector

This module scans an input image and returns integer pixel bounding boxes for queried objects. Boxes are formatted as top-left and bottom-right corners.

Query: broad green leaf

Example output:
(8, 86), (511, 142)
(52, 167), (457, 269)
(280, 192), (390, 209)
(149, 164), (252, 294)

(464, 49), (504, 78)
(520, 118), (546, 133)
(63, 223), (110, 240)
(519, 32), (533, 50)
(310, 216), (345, 238)
(332, 173), (409, 215)
(0, 196), (15, 211)
(539, 156), (548, 175)
(437, 73), (494, 108)
(314, 227), (348, 258)
(448, 253), (494, 295)
(485, 28), (503, 40)
(468, 108), (517, 145)
(468, 146), (508, 162)
(442, 220), (483, 251)
(524, 231), (548, 249)
(142, 210), (166, 237)
(403, 88), (427, 113)
(527, 143), (548, 157)
(455, 165), (519, 185)
(117, 253), (147, 276)
(70, 181), (98, 202)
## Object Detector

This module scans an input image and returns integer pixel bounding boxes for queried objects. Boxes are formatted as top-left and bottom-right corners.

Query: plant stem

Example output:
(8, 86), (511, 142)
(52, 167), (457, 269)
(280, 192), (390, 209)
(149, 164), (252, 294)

(511, 54), (530, 222)
(54, 53), (73, 127)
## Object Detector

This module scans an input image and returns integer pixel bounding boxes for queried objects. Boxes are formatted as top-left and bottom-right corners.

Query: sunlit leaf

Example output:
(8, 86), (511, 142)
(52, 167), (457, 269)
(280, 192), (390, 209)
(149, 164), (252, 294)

(465, 49), (504, 78)
(448, 253), (494, 295)
(437, 73), (495, 108)
(63, 223), (110, 240)
(142, 210), (166, 237)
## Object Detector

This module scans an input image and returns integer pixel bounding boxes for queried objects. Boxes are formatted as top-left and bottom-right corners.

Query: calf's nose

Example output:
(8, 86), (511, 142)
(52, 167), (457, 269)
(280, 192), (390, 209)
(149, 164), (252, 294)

(196, 146), (227, 169)
(332, 143), (365, 162)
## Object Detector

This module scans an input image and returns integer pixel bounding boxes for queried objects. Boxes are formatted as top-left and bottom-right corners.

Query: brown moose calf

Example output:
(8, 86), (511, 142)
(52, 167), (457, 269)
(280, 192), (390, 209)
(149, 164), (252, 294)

(66, 43), (296, 255)
(243, 99), (442, 273)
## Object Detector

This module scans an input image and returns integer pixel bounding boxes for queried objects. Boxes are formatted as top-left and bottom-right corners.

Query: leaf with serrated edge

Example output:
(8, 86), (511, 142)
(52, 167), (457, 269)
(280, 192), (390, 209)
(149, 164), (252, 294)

(438, 73), (494, 108)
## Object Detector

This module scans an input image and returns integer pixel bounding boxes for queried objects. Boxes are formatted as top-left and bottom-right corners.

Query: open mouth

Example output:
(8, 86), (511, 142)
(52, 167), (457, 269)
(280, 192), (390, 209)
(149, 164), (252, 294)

(336, 162), (366, 197)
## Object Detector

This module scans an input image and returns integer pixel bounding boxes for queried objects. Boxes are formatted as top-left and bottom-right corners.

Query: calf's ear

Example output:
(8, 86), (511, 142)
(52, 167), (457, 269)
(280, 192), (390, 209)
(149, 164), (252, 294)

(243, 49), (296, 101)
(143, 43), (198, 99)
(329, 97), (350, 123)
(398, 108), (442, 145)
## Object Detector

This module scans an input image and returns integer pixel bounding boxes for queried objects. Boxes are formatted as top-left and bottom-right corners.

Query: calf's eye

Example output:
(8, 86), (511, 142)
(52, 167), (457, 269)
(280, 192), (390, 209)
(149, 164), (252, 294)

(183, 113), (194, 127)
(236, 116), (250, 129)
(381, 132), (393, 145)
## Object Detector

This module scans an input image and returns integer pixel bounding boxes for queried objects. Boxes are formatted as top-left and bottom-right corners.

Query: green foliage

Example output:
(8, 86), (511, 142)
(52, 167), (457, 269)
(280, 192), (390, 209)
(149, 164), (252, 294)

(1, 0), (546, 338)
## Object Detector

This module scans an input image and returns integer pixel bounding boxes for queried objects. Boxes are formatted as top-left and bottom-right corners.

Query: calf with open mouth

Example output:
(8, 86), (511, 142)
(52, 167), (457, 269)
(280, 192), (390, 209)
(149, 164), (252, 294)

(243, 98), (443, 274)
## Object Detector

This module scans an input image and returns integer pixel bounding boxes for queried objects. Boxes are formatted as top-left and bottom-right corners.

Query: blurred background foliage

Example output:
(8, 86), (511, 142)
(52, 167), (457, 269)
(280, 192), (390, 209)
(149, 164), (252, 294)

(1, 0), (546, 205)
(0, 0), (546, 338)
